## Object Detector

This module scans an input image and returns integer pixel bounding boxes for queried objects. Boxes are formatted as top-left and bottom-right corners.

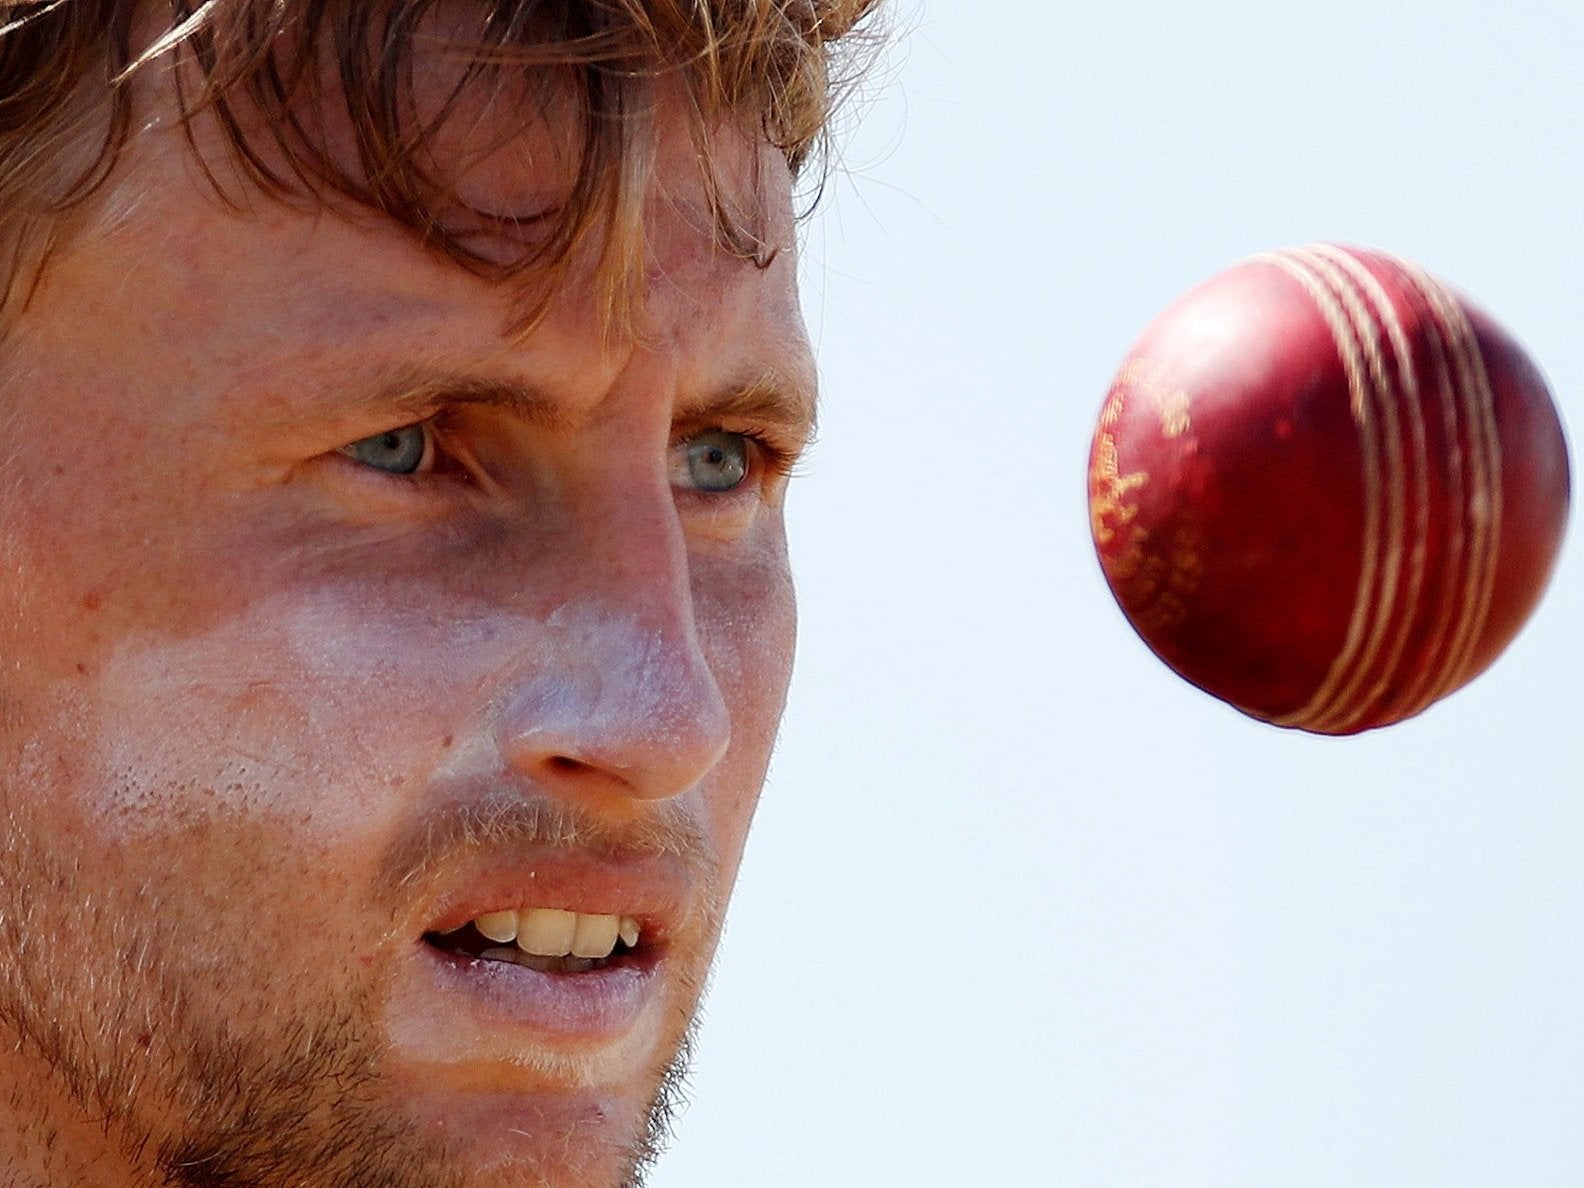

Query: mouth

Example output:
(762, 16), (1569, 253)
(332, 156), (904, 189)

(423, 908), (648, 976)
(395, 851), (698, 1061)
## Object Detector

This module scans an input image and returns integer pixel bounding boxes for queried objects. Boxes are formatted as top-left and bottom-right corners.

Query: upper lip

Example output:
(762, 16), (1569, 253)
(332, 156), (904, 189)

(417, 846), (699, 950)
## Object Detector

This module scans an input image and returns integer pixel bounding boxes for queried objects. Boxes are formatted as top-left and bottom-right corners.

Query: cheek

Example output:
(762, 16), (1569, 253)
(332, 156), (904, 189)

(71, 588), (485, 840)
(698, 544), (795, 728)
(691, 541), (796, 853)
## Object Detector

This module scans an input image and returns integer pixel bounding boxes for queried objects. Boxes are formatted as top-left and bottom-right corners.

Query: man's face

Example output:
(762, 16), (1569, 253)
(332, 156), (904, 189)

(0, 57), (810, 1188)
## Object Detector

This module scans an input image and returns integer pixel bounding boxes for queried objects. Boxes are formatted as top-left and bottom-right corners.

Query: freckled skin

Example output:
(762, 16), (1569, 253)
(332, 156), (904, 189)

(0, 63), (810, 1188)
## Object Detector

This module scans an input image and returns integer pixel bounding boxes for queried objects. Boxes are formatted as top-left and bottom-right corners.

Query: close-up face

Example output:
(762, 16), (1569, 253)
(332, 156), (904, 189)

(0, 41), (812, 1188)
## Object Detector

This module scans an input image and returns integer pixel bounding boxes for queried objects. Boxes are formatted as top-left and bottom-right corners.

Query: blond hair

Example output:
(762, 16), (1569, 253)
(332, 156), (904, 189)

(0, 0), (879, 327)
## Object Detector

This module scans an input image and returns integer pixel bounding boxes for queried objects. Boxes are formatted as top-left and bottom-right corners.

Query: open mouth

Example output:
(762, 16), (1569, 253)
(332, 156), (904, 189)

(424, 909), (646, 975)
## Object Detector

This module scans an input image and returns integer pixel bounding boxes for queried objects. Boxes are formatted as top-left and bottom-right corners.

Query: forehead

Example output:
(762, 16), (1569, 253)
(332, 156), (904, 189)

(102, 20), (799, 314)
(56, 46), (808, 388)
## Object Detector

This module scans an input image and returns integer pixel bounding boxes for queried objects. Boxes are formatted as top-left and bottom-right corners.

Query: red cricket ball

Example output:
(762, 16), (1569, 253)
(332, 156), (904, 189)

(1088, 244), (1571, 734)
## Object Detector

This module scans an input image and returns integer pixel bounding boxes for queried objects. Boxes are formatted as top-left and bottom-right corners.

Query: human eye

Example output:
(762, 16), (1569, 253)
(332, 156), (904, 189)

(670, 430), (754, 493)
(337, 423), (433, 476)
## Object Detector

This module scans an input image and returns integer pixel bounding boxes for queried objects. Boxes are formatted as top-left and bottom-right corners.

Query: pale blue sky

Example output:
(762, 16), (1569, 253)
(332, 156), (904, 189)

(655, 3), (1584, 1184)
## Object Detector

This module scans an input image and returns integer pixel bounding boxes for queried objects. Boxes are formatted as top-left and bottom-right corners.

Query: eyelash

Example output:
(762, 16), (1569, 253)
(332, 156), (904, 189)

(673, 428), (806, 495)
(335, 423), (444, 483)
(728, 430), (800, 482)
(337, 418), (804, 488)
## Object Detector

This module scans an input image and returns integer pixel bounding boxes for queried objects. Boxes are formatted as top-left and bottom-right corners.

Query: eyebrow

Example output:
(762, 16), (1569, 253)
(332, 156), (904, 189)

(358, 367), (573, 429)
(356, 363), (818, 441)
(677, 369), (819, 442)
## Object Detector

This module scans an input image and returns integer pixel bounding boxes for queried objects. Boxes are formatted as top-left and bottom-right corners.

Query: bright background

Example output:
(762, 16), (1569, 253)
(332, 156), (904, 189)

(653, 3), (1584, 1185)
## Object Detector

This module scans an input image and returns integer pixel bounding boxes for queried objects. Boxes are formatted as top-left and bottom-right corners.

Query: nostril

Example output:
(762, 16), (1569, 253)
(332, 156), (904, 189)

(495, 635), (732, 799)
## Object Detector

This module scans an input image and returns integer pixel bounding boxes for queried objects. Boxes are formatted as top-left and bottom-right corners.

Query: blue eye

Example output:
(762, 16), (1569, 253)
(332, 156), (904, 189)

(675, 432), (750, 493)
(339, 424), (430, 475)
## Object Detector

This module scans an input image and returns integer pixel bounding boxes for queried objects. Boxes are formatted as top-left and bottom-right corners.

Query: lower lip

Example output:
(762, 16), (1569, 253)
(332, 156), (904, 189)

(419, 943), (661, 1042)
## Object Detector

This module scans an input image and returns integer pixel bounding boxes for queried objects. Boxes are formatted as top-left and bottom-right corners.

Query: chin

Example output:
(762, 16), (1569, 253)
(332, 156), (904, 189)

(381, 1043), (692, 1188)
(402, 1092), (671, 1188)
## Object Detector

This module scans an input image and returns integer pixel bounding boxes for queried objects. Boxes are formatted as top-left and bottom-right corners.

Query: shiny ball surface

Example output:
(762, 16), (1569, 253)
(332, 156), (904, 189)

(1088, 245), (1571, 733)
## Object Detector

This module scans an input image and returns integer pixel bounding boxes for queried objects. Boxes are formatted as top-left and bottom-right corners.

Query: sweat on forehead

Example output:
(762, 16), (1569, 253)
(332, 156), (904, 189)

(0, 0), (877, 330)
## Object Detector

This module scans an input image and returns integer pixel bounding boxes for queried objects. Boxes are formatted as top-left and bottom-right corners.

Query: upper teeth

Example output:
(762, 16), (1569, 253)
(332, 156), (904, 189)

(469, 909), (641, 959)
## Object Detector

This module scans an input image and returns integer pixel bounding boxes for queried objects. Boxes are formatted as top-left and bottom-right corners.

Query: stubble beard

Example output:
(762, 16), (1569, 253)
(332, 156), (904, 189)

(0, 808), (699, 1188)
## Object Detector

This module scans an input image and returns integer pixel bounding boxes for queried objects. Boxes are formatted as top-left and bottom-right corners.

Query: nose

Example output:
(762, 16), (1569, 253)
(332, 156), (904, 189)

(493, 484), (732, 804)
